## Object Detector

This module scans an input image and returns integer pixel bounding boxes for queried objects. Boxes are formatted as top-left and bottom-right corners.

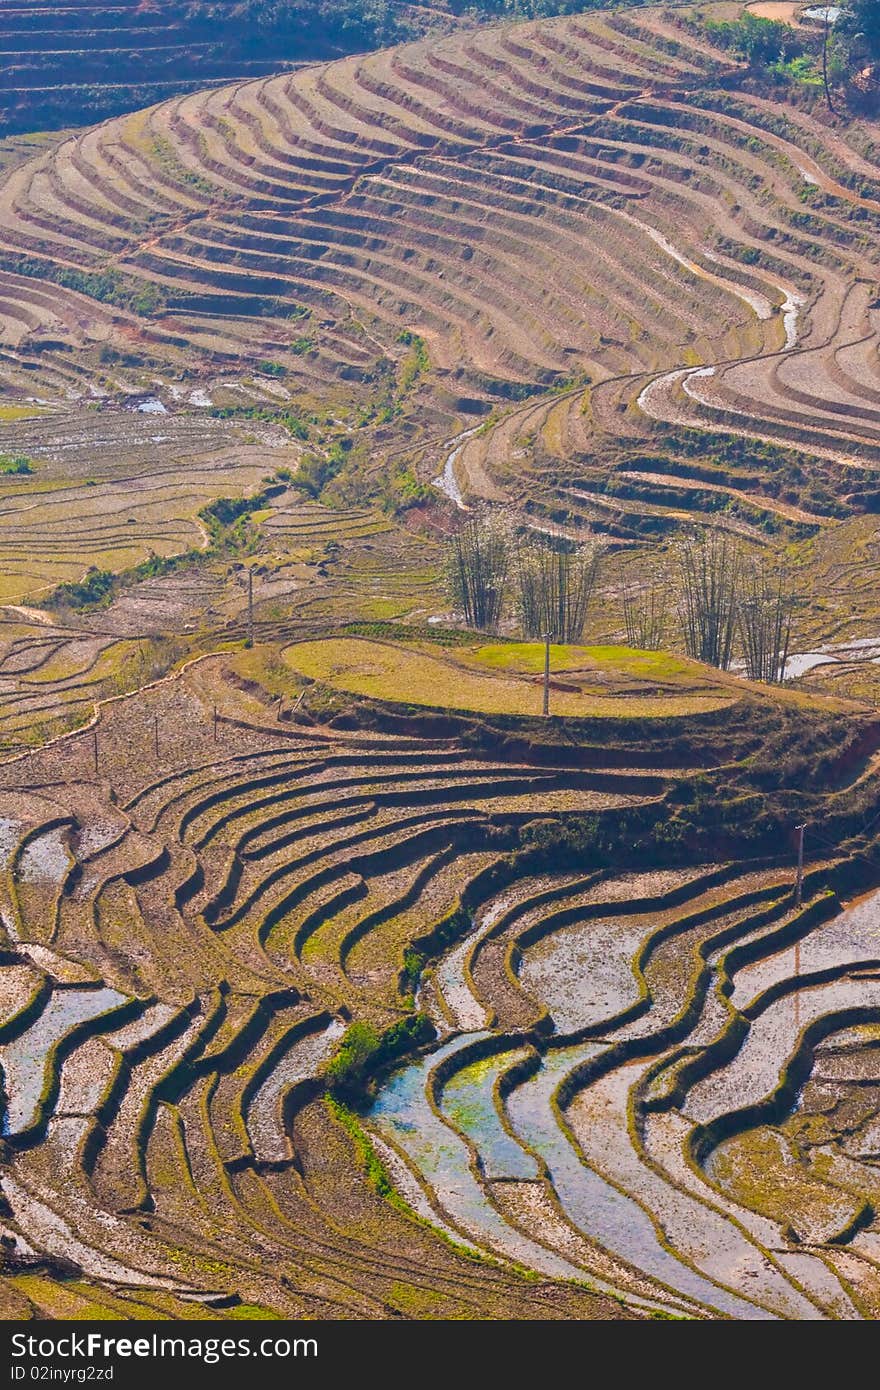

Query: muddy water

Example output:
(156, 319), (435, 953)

(439, 1047), (540, 1180)
(432, 932), (491, 1030)
(637, 258), (803, 425)
(56, 1037), (117, 1115)
(0, 819), (20, 869)
(569, 1059), (797, 1318)
(366, 1130), (482, 1253)
(432, 427), (480, 508)
(103, 1003), (179, 1052)
(684, 976), (880, 1125)
(75, 820), (124, 859)
(2, 1172), (183, 1290)
(431, 898), (515, 1030)
(628, 219), (774, 320)
(729, 889), (880, 1011)
(0, 986), (126, 1135)
(368, 1033), (589, 1279)
(643, 1108), (843, 1318)
(518, 914), (648, 1032)
(17, 827), (70, 884)
(502, 1045), (769, 1316)
(782, 635), (880, 681)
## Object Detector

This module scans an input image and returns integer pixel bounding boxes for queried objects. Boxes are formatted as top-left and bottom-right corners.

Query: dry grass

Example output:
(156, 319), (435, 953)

(283, 636), (737, 717)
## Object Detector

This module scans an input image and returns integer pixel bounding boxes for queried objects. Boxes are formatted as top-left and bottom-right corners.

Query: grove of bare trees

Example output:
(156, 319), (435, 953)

(446, 513), (601, 639)
(447, 516), (797, 685)
(515, 532), (601, 642)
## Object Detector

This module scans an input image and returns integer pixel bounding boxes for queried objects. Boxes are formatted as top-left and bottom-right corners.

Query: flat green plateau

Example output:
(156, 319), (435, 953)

(283, 636), (861, 718)
(282, 636), (738, 718)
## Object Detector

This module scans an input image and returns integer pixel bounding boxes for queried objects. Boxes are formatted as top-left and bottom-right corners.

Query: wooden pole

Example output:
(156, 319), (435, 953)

(542, 631), (551, 717)
(794, 821), (806, 1031)
(93, 729), (98, 775)
(247, 568), (254, 648)
(154, 714), (160, 759)
(822, 10), (836, 114)
(213, 705), (218, 742)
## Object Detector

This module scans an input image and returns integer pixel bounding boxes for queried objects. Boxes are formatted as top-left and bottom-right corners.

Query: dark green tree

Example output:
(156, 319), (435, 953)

(837, 0), (880, 62)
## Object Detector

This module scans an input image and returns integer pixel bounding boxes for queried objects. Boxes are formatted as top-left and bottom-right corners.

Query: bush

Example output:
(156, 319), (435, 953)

(292, 440), (350, 499)
(0, 454), (34, 475)
(49, 567), (115, 611)
(0, 255), (166, 316)
(208, 404), (309, 440)
(325, 1014), (435, 1104)
(705, 13), (801, 66)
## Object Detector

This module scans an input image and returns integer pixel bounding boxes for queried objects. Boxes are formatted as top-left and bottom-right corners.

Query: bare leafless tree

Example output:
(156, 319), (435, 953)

(446, 509), (510, 632)
(738, 558), (796, 684)
(675, 532), (741, 671)
(622, 579), (668, 650)
(515, 532), (601, 641)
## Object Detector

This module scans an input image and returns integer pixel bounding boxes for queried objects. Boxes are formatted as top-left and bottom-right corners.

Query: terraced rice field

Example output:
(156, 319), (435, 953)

(0, 6), (781, 405)
(282, 636), (739, 718)
(0, 642), (875, 1318)
(0, 650), (688, 1318)
(3, 0), (880, 1324)
(0, 0), (422, 136)
(0, 2), (878, 575)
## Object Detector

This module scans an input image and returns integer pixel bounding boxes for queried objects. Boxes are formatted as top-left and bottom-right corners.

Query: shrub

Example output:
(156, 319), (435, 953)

(49, 567), (115, 611)
(325, 1014), (435, 1104)
(0, 454), (34, 474)
(208, 404), (308, 440)
(705, 13), (801, 66)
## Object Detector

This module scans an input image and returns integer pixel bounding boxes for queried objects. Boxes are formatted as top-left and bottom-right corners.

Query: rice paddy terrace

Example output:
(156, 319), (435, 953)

(0, 0), (451, 136)
(0, 630), (875, 1320)
(1, 3), (880, 571)
(2, 0), (880, 1323)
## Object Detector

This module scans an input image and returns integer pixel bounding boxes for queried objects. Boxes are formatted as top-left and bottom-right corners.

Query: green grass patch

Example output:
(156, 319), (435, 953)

(326, 1095), (411, 1214)
(225, 1304), (283, 1319)
(284, 637), (732, 718)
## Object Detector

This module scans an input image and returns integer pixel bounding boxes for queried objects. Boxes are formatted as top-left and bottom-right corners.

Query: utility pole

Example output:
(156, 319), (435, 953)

(542, 631), (551, 717)
(154, 714), (160, 760)
(795, 822), (806, 908)
(93, 729), (98, 776)
(247, 568), (254, 649)
(794, 819), (806, 1032)
(822, 10), (836, 114)
(213, 704), (218, 743)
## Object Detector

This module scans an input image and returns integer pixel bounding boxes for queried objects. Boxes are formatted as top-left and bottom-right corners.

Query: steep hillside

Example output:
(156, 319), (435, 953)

(0, 5), (878, 545)
(0, 0), (659, 136)
(0, 0), (443, 135)
(3, 3), (880, 1322)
